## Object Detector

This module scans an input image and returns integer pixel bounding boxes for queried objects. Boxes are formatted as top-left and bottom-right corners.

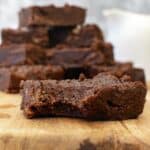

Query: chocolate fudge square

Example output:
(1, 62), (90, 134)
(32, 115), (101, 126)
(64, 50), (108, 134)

(58, 40), (114, 63)
(63, 24), (104, 47)
(85, 62), (132, 78)
(46, 47), (112, 68)
(2, 27), (50, 47)
(84, 63), (146, 84)
(46, 44), (114, 67)
(19, 4), (86, 27)
(64, 66), (86, 79)
(0, 44), (45, 66)
(21, 73), (146, 120)
(0, 65), (64, 93)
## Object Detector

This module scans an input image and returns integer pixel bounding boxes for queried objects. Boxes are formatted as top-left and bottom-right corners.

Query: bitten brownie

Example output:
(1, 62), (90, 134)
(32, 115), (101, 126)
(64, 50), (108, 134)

(19, 4), (86, 27)
(0, 44), (45, 66)
(0, 65), (64, 93)
(21, 73), (146, 120)
(2, 27), (50, 47)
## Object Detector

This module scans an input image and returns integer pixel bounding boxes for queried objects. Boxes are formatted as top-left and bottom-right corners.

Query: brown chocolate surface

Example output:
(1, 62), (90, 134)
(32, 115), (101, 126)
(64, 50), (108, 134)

(46, 47), (107, 68)
(63, 24), (104, 47)
(46, 46), (114, 68)
(19, 4), (86, 27)
(85, 62), (133, 78)
(0, 44), (45, 66)
(84, 63), (146, 84)
(63, 62), (145, 83)
(2, 27), (50, 47)
(21, 73), (146, 120)
(131, 68), (146, 85)
(57, 40), (114, 64)
(48, 26), (75, 47)
(0, 65), (64, 93)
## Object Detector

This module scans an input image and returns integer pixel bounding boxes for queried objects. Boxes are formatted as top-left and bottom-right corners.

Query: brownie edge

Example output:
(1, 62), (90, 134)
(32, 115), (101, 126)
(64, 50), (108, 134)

(19, 4), (86, 27)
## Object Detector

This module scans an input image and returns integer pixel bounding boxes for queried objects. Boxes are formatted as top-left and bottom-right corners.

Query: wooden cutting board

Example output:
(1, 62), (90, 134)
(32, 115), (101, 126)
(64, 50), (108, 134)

(0, 89), (149, 150)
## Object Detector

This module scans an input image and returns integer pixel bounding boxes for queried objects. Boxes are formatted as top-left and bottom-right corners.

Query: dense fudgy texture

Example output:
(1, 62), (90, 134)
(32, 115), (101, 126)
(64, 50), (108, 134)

(57, 40), (114, 63)
(2, 26), (75, 48)
(85, 62), (133, 78)
(63, 24), (104, 47)
(131, 68), (146, 85)
(84, 62), (146, 84)
(21, 73), (146, 120)
(63, 62), (145, 83)
(46, 46), (114, 68)
(0, 65), (64, 93)
(19, 4), (86, 27)
(46, 48), (105, 68)
(0, 44), (45, 66)
(48, 26), (75, 47)
(2, 27), (50, 47)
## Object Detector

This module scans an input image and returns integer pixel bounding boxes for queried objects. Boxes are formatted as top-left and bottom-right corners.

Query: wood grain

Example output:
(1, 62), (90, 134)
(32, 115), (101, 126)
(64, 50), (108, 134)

(0, 89), (149, 150)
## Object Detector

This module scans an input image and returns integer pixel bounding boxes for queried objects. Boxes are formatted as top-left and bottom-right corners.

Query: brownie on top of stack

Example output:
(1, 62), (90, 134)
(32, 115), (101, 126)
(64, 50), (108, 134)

(0, 4), (147, 120)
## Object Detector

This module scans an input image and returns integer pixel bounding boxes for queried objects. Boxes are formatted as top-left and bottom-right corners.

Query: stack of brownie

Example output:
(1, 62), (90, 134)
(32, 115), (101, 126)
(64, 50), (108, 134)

(0, 4), (147, 120)
(0, 5), (87, 92)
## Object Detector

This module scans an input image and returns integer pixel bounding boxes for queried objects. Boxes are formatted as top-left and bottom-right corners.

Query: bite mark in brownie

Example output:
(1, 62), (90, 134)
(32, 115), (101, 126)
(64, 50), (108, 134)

(21, 73), (146, 120)
(0, 65), (64, 93)
(19, 4), (86, 27)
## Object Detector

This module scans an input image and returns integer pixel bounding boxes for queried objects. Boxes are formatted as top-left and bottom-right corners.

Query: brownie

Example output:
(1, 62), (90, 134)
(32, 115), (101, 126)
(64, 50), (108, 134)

(21, 73), (146, 120)
(84, 63), (146, 84)
(63, 62), (132, 80)
(19, 4), (86, 27)
(58, 40), (114, 63)
(131, 68), (146, 85)
(48, 26), (75, 47)
(2, 27), (50, 47)
(46, 47), (112, 69)
(63, 24), (104, 47)
(0, 44), (45, 66)
(85, 62), (132, 77)
(46, 44), (114, 67)
(0, 65), (64, 93)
